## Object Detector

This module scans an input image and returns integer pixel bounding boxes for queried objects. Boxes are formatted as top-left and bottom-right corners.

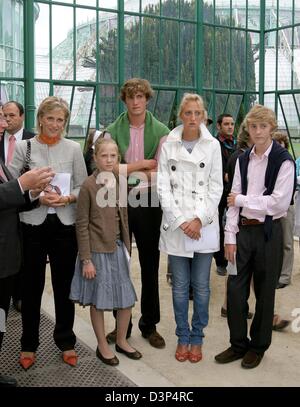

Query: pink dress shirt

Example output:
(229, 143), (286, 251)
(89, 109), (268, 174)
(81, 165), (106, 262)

(225, 142), (295, 244)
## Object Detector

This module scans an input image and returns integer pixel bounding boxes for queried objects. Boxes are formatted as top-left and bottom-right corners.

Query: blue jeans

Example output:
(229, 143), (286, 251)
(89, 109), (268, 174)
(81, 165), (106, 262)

(169, 253), (213, 345)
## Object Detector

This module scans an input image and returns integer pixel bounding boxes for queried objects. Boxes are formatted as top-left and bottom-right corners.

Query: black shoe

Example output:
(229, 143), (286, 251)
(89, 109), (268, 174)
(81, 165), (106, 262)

(13, 299), (22, 313)
(115, 344), (142, 360)
(0, 374), (17, 387)
(215, 347), (246, 364)
(241, 350), (263, 369)
(276, 282), (288, 289)
(96, 347), (119, 366)
(106, 328), (131, 344)
(216, 266), (227, 276)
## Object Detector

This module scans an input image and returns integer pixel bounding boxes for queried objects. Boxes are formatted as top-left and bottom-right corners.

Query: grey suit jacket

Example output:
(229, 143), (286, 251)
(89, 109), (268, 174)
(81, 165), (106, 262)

(9, 136), (87, 226)
(0, 162), (34, 278)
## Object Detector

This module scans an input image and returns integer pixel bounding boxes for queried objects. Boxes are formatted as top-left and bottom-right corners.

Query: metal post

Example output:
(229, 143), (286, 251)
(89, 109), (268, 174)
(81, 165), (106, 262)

(259, 0), (266, 104)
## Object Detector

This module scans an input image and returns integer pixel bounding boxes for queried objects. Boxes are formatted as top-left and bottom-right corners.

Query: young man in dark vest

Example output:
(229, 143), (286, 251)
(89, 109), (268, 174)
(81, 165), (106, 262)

(215, 104), (295, 369)
(104, 78), (169, 349)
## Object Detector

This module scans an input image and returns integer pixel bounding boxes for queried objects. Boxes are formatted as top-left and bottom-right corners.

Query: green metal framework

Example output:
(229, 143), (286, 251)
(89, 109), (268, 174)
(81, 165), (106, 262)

(0, 0), (299, 154)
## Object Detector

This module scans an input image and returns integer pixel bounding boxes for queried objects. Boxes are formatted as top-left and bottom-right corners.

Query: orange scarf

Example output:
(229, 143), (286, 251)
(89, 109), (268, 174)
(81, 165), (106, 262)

(39, 134), (61, 145)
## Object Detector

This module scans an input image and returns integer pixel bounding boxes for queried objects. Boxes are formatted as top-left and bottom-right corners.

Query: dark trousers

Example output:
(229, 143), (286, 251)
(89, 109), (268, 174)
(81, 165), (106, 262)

(12, 266), (24, 303)
(0, 275), (15, 351)
(227, 221), (283, 355)
(214, 194), (228, 268)
(20, 215), (77, 352)
(129, 191), (162, 335)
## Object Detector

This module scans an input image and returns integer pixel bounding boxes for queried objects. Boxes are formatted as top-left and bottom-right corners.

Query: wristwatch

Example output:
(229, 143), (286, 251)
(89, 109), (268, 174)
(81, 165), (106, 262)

(82, 259), (91, 265)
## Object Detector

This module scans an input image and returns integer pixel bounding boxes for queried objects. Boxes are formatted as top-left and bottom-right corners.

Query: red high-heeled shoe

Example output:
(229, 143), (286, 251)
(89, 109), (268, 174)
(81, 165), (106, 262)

(62, 351), (78, 367)
(19, 352), (36, 370)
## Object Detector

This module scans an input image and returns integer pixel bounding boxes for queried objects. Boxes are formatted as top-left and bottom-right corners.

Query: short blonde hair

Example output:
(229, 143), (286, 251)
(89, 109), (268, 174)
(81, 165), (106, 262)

(94, 137), (119, 160)
(245, 104), (277, 133)
(120, 78), (154, 102)
(178, 93), (204, 117)
(36, 96), (70, 134)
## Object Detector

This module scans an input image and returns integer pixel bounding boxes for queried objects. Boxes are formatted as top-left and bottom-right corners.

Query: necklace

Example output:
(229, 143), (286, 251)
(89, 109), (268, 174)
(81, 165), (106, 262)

(38, 134), (61, 145)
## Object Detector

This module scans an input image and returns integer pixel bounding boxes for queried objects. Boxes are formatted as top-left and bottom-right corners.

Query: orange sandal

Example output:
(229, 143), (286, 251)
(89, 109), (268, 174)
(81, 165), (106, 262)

(20, 352), (36, 370)
(175, 345), (189, 362)
(189, 345), (202, 363)
(62, 350), (78, 367)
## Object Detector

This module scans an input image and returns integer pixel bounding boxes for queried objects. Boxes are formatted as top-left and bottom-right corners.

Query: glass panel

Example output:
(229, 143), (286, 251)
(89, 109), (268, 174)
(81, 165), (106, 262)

(35, 82), (50, 113)
(203, 0), (214, 24)
(76, 8), (96, 81)
(124, 16), (140, 80)
(99, 85), (119, 128)
(277, 28), (292, 90)
(53, 85), (73, 106)
(231, 30), (246, 91)
(248, 32), (258, 92)
(125, 0), (140, 12)
(215, 93), (228, 117)
(142, 0), (160, 15)
(233, 0), (246, 29)
(296, 3), (300, 24)
(280, 94), (299, 136)
(76, 0), (96, 6)
(226, 94), (243, 119)
(153, 90), (176, 126)
(69, 86), (95, 138)
(179, 22), (195, 86)
(99, 0), (117, 9)
(141, 18), (160, 84)
(161, 20), (179, 85)
(98, 11), (118, 82)
(0, 80), (24, 104)
(52, 5), (74, 80)
(203, 25), (213, 88)
(264, 34), (276, 92)
(279, 0), (293, 27)
(265, 1), (276, 29)
(264, 92), (275, 115)
(293, 27), (300, 90)
(161, 0), (179, 18)
(248, 2), (260, 30)
(180, 0), (196, 20)
(0, 0), (23, 78)
(214, 27), (230, 89)
(35, 3), (49, 80)
(215, 0), (231, 27)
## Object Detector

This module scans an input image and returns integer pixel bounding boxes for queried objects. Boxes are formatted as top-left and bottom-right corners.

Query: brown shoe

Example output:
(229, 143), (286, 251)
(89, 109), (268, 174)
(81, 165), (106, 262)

(272, 314), (290, 331)
(241, 350), (263, 369)
(142, 330), (166, 349)
(106, 328), (131, 344)
(215, 347), (246, 364)
(221, 307), (253, 319)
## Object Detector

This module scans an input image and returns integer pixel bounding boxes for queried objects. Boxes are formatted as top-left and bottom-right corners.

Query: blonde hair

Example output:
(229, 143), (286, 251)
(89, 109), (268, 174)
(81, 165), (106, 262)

(272, 130), (289, 149)
(237, 119), (250, 149)
(178, 93), (204, 117)
(94, 137), (120, 160)
(245, 104), (277, 133)
(120, 78), (154, 101)
(36, 96), (70, 135)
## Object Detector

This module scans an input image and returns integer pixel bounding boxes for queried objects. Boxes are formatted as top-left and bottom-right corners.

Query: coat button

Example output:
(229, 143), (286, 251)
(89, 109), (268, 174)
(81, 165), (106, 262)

(175, 200), (179, 204)
(200, 162), (205, 168)
(174, 184), (178, 189)
(199, 181), (204, 186)
(171, 165), (176, 171)
(163, 223), (169, 231)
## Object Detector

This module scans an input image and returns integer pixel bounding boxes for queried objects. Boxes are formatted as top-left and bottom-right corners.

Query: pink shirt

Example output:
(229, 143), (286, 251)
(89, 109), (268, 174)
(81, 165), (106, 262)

(225, 142), (295, 244)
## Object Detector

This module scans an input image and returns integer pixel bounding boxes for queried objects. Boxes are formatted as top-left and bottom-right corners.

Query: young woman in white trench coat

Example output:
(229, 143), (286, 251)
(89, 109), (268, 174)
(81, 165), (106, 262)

(157, 94), (223, 363)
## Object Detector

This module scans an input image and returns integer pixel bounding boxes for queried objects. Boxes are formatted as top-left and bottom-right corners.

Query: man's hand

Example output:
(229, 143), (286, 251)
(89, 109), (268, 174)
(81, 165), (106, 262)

(225, 244), (237, 264)
(19, 167), (54, 192)
(227, 192), (238, 207)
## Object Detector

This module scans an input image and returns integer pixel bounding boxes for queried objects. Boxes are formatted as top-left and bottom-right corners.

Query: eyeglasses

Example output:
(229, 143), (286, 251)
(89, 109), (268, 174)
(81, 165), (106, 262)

(44, 184), (62, 195)
(183, 110), (203, 117)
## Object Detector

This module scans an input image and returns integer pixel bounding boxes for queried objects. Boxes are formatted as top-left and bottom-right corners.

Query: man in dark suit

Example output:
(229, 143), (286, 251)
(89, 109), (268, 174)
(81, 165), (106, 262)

(0, 108), (53, 387)
(1, 101), (35, 311)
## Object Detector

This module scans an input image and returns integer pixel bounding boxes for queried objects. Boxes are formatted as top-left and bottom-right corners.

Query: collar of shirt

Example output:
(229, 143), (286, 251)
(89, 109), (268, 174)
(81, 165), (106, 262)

(129, 123), (145, 130)
(250, 140), (273, 159)
(5, 128), (24, 142)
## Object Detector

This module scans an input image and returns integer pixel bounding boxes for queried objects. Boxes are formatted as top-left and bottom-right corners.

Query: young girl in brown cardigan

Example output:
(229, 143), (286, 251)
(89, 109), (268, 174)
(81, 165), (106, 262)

(70, 138), (142, 365)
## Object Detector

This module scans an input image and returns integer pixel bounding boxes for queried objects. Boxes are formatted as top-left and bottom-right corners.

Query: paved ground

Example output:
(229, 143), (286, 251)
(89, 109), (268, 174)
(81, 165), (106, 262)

(42, 242), (300, 387)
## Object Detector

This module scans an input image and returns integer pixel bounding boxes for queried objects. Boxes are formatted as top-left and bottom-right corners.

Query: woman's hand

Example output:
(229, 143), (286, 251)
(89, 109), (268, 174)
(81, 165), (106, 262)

(181, 218), (202, 240)
(39, 191), (62, 207)
(82, 262), (96, 279)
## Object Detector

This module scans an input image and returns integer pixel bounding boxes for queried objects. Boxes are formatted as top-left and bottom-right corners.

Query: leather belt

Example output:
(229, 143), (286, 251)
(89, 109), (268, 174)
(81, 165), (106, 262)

(240, 217), (264, 226)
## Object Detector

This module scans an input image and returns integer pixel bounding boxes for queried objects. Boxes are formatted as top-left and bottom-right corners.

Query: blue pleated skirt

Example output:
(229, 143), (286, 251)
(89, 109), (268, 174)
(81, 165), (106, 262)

(70, 240), (137, 310)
